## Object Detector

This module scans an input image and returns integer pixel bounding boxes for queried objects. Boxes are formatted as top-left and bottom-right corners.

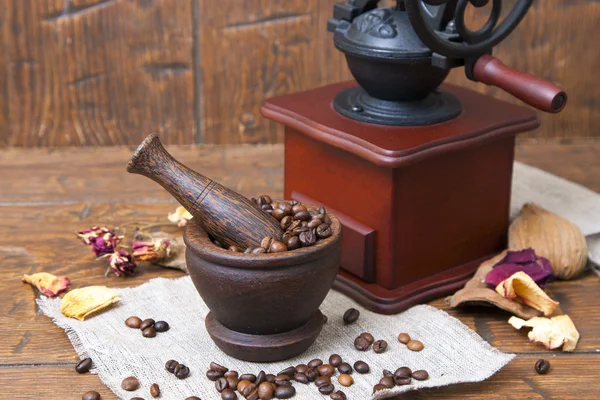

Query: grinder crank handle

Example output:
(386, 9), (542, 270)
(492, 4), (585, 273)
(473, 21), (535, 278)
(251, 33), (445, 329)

(470, 55), (567, 113)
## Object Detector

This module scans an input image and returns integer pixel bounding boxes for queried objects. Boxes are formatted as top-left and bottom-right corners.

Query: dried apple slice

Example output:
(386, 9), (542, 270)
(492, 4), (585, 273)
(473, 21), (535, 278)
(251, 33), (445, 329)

(22, 272), (70, 297)
(495, 271), (559, 316)
(60, 286), (121, 321)
(509, 315), (580, 352)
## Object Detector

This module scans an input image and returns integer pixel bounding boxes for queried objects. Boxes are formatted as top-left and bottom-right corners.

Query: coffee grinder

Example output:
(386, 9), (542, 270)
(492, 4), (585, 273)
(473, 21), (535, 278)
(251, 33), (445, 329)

(261, 0), (567, 314)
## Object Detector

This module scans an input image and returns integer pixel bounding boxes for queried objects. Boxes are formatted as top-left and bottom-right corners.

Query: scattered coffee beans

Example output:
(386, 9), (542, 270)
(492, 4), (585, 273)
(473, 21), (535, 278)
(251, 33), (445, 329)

(278, 366), (296, 377)
(125, 316), (142, 329)
(142, 326), (157, 338)
(394, 367), (412, 379)
(211, 362), (229, 373)
(140, 318), (155, 331)
(256, 370), (266, 385)
(295, 364), (308, 374)
(215, 377), (228, 392)
(75, 357), (92, 374)
(175, 364), (190, 379)
(318, 383), (335, 395)
(314, 375), (331, 388)
(221, 388), (236, 400)
(240, 373), (257, 382)
(373, 339), (388, 353)
(412, 370), (429, 381)
(240, 382), (257, 397)
(395, 377), (412, 386)
(338, 373), (354, 387)
(317, 364), (335, 377)
(397, 332), (411, 344)
(383, 369), (393, 378)
(274, 385), (296, 399)
(274, 374), (291, 386)
(150, 383), (160, 398)
(354, 335), (371, 351)
(338, 362), (352, 374)
(406, 339), (424, 352)
(379, 376), (395, 388)
(328, 354), (342, 367)
(306, 368), (318, 381)
(307, 358), (323, 369)
(154, 320), (170, 332)
(207, 369), (224, 381)
(330, 390), (347, 400)
(359, 332), (374, 344)
(294, 373), (309, 384)
(354, 361), (370, 374)
(535, 359), (550, 374)
(121, 376), (140, 391)
(258, 381), (274, 399)
(166, 359), (179, 373)
(82, 391), (101, 400)
(343, 308), (360, 324)
(373, 383), (388, 394)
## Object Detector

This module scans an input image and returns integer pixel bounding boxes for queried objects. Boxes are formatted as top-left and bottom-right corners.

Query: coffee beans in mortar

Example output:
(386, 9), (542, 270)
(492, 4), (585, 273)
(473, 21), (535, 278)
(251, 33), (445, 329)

(212, 197), (334, 253)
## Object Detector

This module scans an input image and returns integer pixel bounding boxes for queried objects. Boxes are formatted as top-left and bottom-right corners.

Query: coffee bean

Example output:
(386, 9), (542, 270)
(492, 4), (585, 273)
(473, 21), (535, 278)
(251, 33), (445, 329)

(257, 196), (267, 207)
(207, 369), (224, 381)
(272, 208), (288, 221)
(317, 364), (335, 377)
(299, 229), (317, 246)
(142, 327), (156, 338)
(139, 318), (154, 330)
(154, 321), (169, 332)
(251, 247), (266, 254)
(292, 226), (308, 236)
(260, 236), (274, 250)
(82, 391), (101, 400)
(240, 373), (257, 382)
(174, 364), (190, 379)
(360, 332), (374, 344)
(237, 380), (252, 392)
(294, 373), (308, 384)
(379, 376), (395, 388)
(278, 202), (293, 212)
(165, 359), (179, 373)
(372, 384), (388, 394)
(269, 240), (287, 253)
(186, 397), (201, 400)
(274, 374), (291, 386)
(240, 383), (257, 397)
(395, 377), (412, 386)
(407, 339), (424, 352)
(343, 308), (360, 324)
(293, 210), (310, 221)
(210, 362), (228, 373)
(295, 364), (308, 374)
(354, 361), (370, 374)
(125, 316), (142, 329)
(215, 377), (228, 392)
(318, 383), (335, 395)
(330, 390), (346, 400)
(226, 374), (239, 390)
(255, 370), (266, 385)
(76, 357), (92, 374)
(265, 374), (276, 383)
(274, 385), (296, 399)
(305, 368), (318, 381)
(338, 362), (352, 374)
(535, 359), (550, 374)
(258, 381), (273, 400)
(228, 245), (243, 252)
(354, 336), (371, 351)
(221, 388), (237, 400)
(263, 195), (272, 204)
(285, 236), (301, 251)
(412, 370), (429, 381)
(292, 204), (307, 214)
(316, 223), (333, 239)
(373, 339), (388, 353)
(150, 383), (160, 398)
(224, 370), (238, 378)
(261, 204), (273, 212)
(121, 376), (140, 391)
(338, 373), (354, 387)
(307, 219), (321, 229)
(328, 354), (342, 367)
(397, 332), (411, 344)
(307, 358), (323, 369)
(280, 216), (293, 231)
(394, 367), (412, 378)
(314, 375), (331, 388)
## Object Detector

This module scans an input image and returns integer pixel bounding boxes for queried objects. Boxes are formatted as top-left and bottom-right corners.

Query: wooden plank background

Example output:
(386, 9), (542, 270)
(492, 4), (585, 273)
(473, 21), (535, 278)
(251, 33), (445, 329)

(0, 0), (598, 146)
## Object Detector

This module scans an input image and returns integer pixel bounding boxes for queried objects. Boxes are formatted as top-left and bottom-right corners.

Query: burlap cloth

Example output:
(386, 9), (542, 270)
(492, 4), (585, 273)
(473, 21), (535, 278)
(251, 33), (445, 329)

(38, 162), (600, 399)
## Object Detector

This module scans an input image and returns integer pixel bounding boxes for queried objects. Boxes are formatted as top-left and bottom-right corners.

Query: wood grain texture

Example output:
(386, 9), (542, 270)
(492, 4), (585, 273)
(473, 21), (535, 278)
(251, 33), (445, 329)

(0, 0), (195, 146)
(0, 143), (599, 398)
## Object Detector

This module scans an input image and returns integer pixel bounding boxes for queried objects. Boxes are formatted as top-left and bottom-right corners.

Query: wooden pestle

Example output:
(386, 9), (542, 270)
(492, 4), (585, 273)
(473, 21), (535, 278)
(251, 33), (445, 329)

(126, 134), (282, 249)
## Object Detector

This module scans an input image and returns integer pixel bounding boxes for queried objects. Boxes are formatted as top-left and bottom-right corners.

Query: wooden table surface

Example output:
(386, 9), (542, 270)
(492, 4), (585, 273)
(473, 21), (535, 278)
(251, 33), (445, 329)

(1, 140), (599, 399)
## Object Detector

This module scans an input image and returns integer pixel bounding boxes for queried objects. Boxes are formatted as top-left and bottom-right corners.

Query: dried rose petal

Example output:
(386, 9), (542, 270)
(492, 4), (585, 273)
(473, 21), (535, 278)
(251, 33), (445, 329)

(168, 206), (193, 227)
(22, 272), (70, 297)
(77, 226), (123, 257)
(108, 250), (137, 277)
(132, 239), (172, 262)
(508, 315), (579, 352)
(61, 286), (121, 321)
(485, 248), (555, 287)
(495, 271), (559, 316)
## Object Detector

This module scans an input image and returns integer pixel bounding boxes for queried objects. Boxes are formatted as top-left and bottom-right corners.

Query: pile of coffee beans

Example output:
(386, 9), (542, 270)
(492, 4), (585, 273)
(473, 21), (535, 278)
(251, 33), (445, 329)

(353, 332), (387, 354)
(125, 316), (170, 338)
(166, 359), (191, 379)
(214, 196), (334, 254)
(397, 332), (424, 352)
(204, 356), (371, 399)
(372, 366), (429, 394)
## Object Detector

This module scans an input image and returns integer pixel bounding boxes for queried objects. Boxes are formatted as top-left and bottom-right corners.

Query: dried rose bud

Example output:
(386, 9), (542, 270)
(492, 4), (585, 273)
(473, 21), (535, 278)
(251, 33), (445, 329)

(168, 206), (193, 227)
(108, 250), (137, 277)
(132, 239), (172, 262)
(76, 226), (107, 245)
(22, 272), (70, 297)
(77, 226), (123, 257)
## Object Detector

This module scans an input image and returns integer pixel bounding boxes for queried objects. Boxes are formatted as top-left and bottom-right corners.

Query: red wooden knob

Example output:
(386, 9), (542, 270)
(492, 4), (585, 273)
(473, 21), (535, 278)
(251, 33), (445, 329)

(473, 55), (567, 113)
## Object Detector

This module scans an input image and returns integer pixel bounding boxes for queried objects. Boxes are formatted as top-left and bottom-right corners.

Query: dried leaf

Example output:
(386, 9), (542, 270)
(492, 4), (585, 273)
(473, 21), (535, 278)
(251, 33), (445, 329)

(22, 272), (70, 297)
(508, 315), (580, 352)
(495, 271), (559, 316)
(446, 252), (541, 319)
(61, 286), (121, 321)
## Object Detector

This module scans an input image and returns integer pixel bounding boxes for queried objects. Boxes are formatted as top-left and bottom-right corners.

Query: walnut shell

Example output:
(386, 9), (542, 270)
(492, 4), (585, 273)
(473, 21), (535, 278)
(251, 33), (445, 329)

(509, 203), (587, 280)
